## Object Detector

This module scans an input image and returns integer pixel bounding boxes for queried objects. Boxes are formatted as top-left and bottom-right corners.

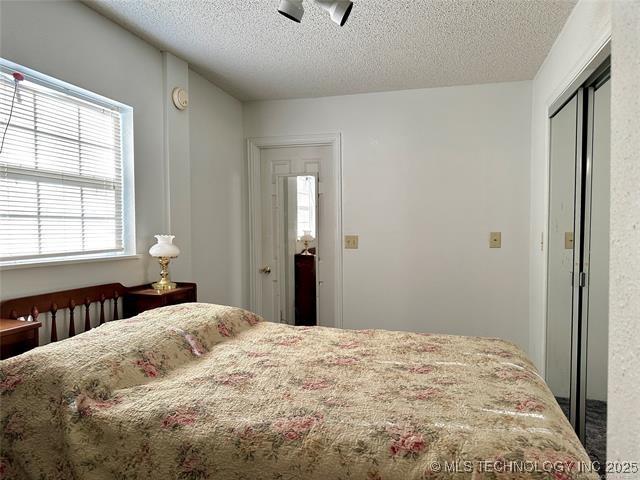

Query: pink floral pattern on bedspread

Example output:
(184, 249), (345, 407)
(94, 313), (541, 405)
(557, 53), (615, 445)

(0, 303), (595, 480)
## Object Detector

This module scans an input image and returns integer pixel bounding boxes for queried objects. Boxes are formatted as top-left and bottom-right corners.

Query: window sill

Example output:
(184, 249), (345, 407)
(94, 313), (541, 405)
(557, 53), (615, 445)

(0, 254), (142, 271)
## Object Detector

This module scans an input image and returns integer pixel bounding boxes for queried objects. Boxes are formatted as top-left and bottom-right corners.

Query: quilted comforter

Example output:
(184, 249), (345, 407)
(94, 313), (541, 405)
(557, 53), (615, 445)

(1, 303), (596, 480)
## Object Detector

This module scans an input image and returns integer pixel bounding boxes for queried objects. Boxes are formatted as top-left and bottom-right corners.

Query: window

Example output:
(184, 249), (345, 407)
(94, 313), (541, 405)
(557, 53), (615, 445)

(296, 175), (316, 239)
(0, 61), (134, 265)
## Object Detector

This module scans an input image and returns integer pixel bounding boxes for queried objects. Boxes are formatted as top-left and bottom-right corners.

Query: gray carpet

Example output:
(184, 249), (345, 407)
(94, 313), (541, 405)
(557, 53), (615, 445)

(556, 397), (607, 478)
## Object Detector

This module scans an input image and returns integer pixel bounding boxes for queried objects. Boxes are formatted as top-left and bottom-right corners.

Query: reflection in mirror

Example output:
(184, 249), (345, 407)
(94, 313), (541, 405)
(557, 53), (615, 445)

(282, 175), (317, 326)
(546, 94), (578, 423)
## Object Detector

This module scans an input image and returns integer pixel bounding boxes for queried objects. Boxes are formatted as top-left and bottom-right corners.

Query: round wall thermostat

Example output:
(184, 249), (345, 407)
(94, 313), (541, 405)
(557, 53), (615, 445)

(172, 87), (189, 110)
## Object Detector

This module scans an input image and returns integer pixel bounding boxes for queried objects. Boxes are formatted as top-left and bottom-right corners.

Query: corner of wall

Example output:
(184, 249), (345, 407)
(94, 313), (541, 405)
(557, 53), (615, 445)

(608, 0), (640, 465)
(161, 52), (193, 281)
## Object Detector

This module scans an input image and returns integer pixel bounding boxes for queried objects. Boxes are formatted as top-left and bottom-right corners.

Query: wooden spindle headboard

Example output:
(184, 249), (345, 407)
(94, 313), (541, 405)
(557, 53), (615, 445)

(0, 283), (128, 344)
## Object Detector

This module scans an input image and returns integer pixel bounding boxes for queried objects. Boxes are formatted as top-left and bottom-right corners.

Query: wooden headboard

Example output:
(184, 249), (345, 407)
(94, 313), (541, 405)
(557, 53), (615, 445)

(0, 283), (129, 344)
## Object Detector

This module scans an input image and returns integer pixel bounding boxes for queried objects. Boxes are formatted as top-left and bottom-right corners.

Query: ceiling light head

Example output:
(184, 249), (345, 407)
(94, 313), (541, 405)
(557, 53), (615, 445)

(278, 0), (304, 23)
(315, 0), (353, 26)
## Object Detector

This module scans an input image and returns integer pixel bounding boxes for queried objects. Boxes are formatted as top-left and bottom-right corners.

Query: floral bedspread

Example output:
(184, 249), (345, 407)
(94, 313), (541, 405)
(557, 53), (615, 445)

(1, 303), (596, 480)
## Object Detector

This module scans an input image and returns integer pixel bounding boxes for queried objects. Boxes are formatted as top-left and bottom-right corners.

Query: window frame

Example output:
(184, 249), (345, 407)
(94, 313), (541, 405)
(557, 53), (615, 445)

(0, 58), (136, 268)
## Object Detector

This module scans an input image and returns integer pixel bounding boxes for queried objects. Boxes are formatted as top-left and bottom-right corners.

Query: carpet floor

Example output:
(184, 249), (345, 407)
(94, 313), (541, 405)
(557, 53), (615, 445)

(556, 397), (607, 479)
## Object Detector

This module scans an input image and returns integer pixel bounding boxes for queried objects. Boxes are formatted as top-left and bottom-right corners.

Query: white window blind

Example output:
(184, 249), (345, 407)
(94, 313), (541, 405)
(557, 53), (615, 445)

(0, 68), (126, 263)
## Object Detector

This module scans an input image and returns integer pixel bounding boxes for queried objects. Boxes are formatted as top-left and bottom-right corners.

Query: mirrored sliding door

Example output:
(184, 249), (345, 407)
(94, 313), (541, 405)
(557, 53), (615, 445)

(545, 61), (610, 472)
(582, 77), (610, 466)
(546, 94), (578, 422)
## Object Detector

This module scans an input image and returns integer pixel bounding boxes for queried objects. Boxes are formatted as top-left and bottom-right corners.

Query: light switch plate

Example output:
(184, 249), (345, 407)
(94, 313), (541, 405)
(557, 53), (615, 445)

(489, 232), (501, 248)
(344, 235), (359, 249)
(565, 232), (574, 249)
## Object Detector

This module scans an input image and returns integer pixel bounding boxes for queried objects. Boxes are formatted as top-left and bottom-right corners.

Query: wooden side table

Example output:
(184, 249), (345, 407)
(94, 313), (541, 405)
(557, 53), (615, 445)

(123, 282), (197, 318)
(295, 254), (317, 326)
(1, 318), (42, 359)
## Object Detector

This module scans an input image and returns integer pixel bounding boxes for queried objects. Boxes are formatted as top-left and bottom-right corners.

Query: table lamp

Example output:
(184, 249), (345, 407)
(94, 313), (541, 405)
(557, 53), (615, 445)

(300, 231), (315, 255)
(149, 235), (180, 291)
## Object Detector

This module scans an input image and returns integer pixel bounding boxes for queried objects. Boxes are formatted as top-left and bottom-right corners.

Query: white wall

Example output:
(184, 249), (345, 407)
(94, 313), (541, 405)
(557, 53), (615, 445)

(244, 81), (532, 352)
(608, 0), (640, 466)
(188, 69), (247, 307)
(527, 0), (611, 372)
(0, 2), (247, 318)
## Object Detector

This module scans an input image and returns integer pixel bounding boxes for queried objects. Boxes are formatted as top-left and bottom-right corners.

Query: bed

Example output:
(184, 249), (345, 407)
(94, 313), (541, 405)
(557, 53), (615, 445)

(0, 301), (597, 479)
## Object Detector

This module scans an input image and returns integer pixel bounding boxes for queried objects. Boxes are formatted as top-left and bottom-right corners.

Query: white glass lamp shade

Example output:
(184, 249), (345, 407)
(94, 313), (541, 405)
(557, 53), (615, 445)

(148, 235), (180, 258)
(300, 231), (315, 243)
(300, 230), (315, 255)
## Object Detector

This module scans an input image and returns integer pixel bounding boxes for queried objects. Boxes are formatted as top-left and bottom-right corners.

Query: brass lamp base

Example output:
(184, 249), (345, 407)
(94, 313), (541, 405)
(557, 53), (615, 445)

(152, 256), (176, 291)
(152, 279), (176, 291)
(301, 239), (312, 255)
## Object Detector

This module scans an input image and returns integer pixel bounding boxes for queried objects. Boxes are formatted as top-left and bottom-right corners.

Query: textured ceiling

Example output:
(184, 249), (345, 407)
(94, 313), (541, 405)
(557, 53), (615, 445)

(85, 0), (576, 101)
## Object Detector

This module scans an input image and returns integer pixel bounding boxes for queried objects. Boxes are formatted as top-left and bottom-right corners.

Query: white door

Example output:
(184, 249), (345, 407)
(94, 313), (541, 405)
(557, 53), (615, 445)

(259, 145), (336, 326)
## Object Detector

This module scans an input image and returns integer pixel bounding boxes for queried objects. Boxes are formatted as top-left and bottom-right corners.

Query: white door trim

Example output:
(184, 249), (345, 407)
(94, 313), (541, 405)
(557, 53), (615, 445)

(247, 133), (343, 328)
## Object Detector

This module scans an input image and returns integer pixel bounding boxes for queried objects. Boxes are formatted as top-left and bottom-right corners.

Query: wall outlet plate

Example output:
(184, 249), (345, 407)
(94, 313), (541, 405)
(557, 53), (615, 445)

(344, 235), (359, 249)
(565, 231), (574, 249)
(489, 232), (502, 248)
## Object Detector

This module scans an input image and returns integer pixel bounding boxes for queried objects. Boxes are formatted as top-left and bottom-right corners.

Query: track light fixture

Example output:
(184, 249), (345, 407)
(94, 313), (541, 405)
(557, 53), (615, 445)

(278, 0), (353, 27)
(277, 0), (304, 23)
(315, 1), (353, 26)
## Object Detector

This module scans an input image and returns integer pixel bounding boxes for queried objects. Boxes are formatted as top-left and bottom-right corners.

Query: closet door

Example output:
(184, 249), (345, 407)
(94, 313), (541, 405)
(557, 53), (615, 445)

(546, 94), (579, 423)
(581, 78), (610, 461)
(546, 60), (610, 460)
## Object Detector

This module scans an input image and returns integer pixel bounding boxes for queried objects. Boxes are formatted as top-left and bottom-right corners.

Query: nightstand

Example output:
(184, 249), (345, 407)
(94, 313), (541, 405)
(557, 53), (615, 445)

(1, 318), (42, 359)
(123, 282), (197, 318)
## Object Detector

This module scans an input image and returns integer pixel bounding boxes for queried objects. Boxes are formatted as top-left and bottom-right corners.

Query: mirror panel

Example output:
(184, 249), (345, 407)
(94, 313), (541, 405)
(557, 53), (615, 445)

(584, 78), (610, 468)
(546, 94), (578, 421)
(281, 175), (318, 326)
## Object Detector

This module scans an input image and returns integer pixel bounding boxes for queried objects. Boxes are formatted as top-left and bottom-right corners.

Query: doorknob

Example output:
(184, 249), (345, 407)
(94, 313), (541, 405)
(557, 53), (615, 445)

(259, 266), (272, 274)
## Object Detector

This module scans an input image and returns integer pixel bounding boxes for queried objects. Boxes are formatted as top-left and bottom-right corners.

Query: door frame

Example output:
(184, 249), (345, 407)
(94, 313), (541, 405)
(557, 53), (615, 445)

(247, 133), (343, 328)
